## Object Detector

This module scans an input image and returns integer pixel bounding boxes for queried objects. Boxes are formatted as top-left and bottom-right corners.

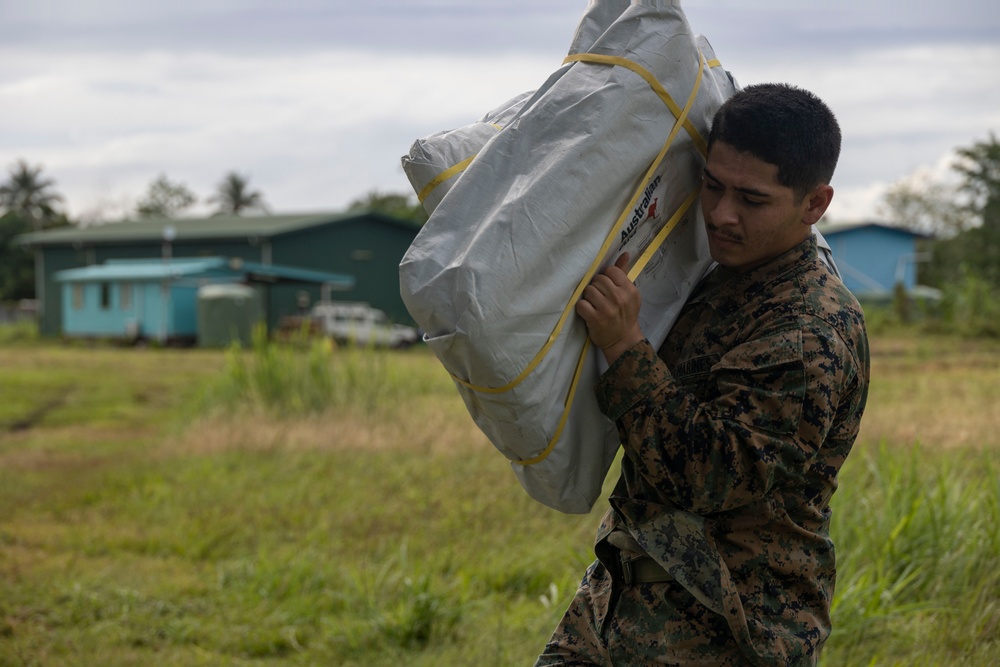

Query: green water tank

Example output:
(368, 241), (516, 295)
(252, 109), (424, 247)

(197, 283), (262, 347)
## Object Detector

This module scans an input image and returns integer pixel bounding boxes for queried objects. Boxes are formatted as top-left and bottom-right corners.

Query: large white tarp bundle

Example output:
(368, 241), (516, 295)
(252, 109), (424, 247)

(399, 0), (740, 514)
(402, 0), (633, 213)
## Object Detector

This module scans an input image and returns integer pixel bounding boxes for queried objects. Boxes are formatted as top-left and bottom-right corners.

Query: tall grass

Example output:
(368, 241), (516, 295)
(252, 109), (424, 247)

(827, 443), (1000, 665)
(0, 319), (38, 345)
(205, 323), (415, 417)
(2, 335), (999, 665)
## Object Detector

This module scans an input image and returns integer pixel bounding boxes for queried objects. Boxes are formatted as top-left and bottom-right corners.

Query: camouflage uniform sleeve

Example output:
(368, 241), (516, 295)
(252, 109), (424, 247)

(596, 322), (861, 515)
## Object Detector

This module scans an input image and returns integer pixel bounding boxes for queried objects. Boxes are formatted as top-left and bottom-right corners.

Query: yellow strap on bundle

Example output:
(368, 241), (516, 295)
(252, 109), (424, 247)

(563, 53), (710, 157)
(513, 186), (700, 466)
(454, 51), (706, 401)
(417, 155), (476, 204)
(416, 56), (723, 204)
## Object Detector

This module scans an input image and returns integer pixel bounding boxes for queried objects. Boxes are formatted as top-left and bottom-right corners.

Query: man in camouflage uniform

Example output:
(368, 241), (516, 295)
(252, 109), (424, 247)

(536, 83), (870, 666)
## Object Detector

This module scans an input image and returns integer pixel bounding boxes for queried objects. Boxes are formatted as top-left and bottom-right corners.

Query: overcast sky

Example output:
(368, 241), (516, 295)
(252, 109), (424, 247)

(2, 0), (998, 224)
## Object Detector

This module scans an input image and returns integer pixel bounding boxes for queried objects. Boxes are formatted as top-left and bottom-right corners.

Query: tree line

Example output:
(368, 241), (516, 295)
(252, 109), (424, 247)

(0, 166), (273, 302)
(878, 133), (1000, 292)
(0, 165), (428, 303)
(134, 172), (269, 219)
(1, 133), (998, 310)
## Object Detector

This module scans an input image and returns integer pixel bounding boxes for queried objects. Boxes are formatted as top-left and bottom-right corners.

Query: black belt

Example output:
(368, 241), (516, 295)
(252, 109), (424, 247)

(619, 554), (673, 585)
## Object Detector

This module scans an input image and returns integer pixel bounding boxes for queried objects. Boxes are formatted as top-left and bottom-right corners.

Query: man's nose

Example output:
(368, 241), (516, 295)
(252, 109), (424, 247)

(707, 192), (739, 226)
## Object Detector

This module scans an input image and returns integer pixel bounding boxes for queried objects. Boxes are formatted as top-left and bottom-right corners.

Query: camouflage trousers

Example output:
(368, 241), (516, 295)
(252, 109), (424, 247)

(534, 559), (752, 666)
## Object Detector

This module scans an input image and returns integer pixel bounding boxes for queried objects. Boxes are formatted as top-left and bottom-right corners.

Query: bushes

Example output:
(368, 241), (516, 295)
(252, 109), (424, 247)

(864, 273), (1000, 338)
(0, 317), (38, 344)
(934, 270), (1000, 337)
(205, 323), (407, 417)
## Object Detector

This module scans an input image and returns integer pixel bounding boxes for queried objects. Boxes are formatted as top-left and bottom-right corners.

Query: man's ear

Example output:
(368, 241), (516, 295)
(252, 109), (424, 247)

(801, 185), (834, 226)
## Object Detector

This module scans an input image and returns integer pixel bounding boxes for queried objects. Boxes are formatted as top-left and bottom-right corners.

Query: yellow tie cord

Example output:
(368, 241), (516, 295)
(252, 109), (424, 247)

(416, 155), (476, 204)
(562, 53), (709, 156)
(416, 59), (723, 203)
(410, 49), (717, 466)
(455, 50), (706, 397)
(511, 55), (708, 466)
(512, 186), (700, 466)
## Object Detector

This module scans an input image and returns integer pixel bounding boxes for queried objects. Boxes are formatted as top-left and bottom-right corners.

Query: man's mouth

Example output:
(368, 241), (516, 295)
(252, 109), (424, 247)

(708, 226), (742, 244)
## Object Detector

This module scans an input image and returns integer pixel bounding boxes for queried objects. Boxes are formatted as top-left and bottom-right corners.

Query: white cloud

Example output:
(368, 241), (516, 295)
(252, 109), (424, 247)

(0, 46), (556, 218)
(826, 182), (891, 224)
(1, 3), (998, 224)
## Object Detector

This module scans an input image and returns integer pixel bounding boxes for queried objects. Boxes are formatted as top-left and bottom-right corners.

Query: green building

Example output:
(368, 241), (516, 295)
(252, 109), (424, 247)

(18, 211), (420, 337)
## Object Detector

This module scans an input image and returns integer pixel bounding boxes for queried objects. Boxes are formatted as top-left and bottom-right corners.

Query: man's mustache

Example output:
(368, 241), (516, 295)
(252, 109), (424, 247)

(707, 224), (742, 243)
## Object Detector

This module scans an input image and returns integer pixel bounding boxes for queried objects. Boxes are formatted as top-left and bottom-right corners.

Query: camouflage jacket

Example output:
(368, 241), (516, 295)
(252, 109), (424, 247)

(594, 236), (870, 666)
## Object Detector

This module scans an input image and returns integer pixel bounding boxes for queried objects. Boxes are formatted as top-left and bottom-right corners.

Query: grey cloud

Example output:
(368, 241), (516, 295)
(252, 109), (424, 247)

(4, 1), (997, 58)
(0, 2), (582, 55)
(3, 0), (998, 222)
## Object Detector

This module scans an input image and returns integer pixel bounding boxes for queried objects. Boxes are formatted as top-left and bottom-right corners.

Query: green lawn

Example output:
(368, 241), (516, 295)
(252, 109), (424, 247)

(1, 331), (998, 665)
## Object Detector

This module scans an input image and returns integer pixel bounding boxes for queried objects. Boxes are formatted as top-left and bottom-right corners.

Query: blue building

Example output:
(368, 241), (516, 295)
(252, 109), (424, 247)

(18, 211), (420, 337)
(816, 222), (932, 298)
(55, 256), (353, 344)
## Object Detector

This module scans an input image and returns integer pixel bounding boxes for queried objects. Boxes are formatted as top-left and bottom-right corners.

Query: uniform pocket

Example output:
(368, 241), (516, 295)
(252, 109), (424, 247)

(710, 329), (805, 435)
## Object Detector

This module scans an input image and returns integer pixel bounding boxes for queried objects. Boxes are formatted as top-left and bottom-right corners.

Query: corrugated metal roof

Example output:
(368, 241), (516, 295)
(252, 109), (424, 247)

(816, 220), (933, 239)
(54, 256), (354, 287)
(239, 260), (355, 287)
(55, 257), (231, 281)
(17, 210), (419, 246)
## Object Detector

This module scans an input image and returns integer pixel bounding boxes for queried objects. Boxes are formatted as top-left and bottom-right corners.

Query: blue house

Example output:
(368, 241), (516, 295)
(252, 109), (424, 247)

(816, 222), (932, 298)
(54, 256), (353, 344)
(18, 211), (420, 337)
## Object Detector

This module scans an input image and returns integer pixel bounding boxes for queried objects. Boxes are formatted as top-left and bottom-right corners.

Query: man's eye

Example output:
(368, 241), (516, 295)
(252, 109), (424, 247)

(742, 197), (764, 207)
(704, 181), (722, 191)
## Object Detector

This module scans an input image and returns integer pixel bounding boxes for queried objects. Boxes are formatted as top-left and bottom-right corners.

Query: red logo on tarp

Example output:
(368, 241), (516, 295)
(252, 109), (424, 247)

(620, 176), (662, 246)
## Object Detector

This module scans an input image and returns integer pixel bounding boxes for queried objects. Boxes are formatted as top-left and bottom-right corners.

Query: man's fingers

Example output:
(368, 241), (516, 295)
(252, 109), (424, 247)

(583, 254), (636, 310)
(602, 253), (632, 286)
(584, 274), (608, 294)
(585, 277), (632, 312)
(581, 282), (609, 306)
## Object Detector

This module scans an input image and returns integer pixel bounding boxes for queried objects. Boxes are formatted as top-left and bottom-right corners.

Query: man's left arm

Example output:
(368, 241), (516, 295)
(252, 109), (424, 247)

(596, 325), (863, 514)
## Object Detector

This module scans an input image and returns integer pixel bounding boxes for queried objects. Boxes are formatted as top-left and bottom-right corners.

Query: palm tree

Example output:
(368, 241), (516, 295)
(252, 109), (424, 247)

(208, 171), (269, 216)
(0, 159), (65, 230)
(135, 173), (197, 219)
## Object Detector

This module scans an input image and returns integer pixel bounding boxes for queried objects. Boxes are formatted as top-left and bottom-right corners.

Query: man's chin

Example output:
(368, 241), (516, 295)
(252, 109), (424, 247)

(708, 239), (741, 265)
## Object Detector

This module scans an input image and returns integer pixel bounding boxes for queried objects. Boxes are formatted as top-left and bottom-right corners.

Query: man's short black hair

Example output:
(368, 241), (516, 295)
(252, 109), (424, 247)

(707, 83), (841, 200)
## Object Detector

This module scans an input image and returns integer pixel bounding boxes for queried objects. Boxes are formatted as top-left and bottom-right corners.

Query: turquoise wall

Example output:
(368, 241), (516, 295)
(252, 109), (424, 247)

(61, 280), (214, 340)
(825, 226), (919, 296)
(61, 282), (141, 337)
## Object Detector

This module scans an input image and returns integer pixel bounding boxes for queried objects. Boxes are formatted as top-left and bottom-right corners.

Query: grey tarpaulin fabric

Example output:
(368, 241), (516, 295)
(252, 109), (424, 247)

(401, 0), (632, 214)
(399, 0), (740, 514)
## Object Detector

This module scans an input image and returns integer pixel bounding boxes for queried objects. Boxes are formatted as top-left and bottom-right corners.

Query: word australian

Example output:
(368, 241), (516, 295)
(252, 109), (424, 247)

(620, 175), (662, 245)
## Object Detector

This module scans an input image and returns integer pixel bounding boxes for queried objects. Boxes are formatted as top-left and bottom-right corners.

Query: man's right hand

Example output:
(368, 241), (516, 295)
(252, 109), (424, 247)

(575, 252), (645, 365)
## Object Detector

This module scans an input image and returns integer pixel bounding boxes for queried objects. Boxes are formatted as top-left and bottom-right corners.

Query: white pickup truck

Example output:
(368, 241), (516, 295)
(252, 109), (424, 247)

(310, 301), (419, 348)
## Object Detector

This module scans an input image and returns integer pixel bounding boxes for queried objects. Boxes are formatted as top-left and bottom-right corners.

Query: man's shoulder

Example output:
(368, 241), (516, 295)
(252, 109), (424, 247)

(796, 259), (870, 370)
(803, 255), (864, 316)
(794, 255), (862, 310)
(755, 256), (869, 363)
(755, 254), (854, 316)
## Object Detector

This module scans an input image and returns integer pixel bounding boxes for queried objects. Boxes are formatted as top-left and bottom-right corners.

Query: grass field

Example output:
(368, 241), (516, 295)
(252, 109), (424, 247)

(1, 328), (998, 665)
